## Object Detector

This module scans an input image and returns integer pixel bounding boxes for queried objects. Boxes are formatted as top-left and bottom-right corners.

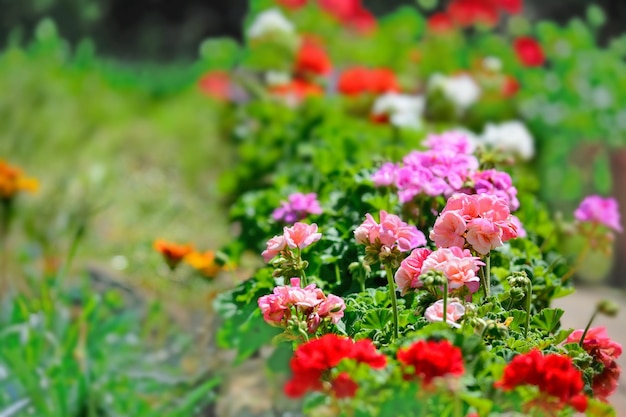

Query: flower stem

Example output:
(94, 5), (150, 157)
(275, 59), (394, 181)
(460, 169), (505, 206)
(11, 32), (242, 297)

(524, 280), (532, 339)
(442, 280), (448, 326)
(561, 224), (596, 284)
(385, 264), (399, 341)
(296, 247), (307, 287)
(579, 309), (598, 347)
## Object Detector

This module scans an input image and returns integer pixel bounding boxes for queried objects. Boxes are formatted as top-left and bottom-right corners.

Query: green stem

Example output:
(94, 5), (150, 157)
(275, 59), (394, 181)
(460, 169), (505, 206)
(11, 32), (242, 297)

(0, 198), (13, 298)
(579, 310), (598, 347)
(385, 264), (399, 341)
(296, 247), (307, 287)
(562, 223), (597, 284)
(524, 280), (532, 339)
(55, 222), (85, 291)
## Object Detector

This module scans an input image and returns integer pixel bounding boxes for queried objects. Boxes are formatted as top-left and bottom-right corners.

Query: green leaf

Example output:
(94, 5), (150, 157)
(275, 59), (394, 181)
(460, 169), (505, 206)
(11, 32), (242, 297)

(362, 308), (393, 332)
(460, 393), (493, 415)
(531, 308), (564, 333)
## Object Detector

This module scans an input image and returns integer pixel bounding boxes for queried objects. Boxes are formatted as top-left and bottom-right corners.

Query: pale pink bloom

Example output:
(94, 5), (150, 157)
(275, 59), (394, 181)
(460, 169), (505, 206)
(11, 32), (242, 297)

(317, 294), (346, 324)
(272, 192), (322, 223)
(354, 213), (378, 245)
(394, 248), (433, 295)
(510, 215), (526, 238)
(355, 211), (426, 251)
(466, 218), (503, 255)
(574, 195), (622, 232)
(284, 222), (322, 249)
(262, 234), (287, 262)
(289, 284), (325, 308)
(430, 211), (466, 248)
(424, 299), (466, 327)
(421, 248), (482, 293)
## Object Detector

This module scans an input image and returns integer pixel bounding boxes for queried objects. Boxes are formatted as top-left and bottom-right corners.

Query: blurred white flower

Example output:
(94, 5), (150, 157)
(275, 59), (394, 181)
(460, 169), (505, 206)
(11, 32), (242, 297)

(480, 120), (535, 160)
(483, 56), (502, 72)
(248, 9), (295, 39)
(429, 73), (481, 112)
(371, 93), (425, 129)
(265, 70), (291, 86)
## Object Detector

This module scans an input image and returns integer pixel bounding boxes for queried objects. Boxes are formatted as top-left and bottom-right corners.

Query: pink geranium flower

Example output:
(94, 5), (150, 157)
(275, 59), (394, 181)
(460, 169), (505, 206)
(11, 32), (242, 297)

(430, 193), (518, 255)
(262, 235), (287, 262)
(355, 210), (426, 252)
(394, 248), (433, 295)
(272, 192), (323, 223)
(421, 247), (483, 293)
(284, 222), (322, 249)
(574, 195), (622, 233)
(424, 299), (466, 327)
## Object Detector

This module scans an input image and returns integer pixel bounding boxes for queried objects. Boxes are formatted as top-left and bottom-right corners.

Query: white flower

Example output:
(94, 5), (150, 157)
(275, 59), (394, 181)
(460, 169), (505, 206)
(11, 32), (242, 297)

(371, 93), (425, 129)
(248, 8), (295, 39)
(480, 120), (535, 160)
(429, 73), (481, 112)
(483, 56), (502, 72)
(265, 70), (291, 86)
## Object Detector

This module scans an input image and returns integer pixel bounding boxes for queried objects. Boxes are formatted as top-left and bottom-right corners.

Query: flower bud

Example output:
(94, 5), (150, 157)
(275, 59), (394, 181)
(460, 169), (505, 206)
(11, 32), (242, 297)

(597, 300), (619, 317)
(509, 287), (525, 302)
(508, 271), (530, 288)
(420, 270), (447, 287)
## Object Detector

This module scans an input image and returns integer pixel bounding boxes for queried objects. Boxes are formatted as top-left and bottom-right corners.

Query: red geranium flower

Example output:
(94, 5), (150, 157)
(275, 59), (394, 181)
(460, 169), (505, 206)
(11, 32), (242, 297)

(428, 12), (456, 33)
(295, 37), (332, 76)
(448, 0), (499, 28)
(337, 67), (399, 95)
(514, 37), (545, 67)
(198, 71), (231, 101)
(496, 350), (588, 413)
(397, 339), (464, 385)
(284, 334), (386, 399)
(501, 75), (520, 97)
(318, 0), (377, 33)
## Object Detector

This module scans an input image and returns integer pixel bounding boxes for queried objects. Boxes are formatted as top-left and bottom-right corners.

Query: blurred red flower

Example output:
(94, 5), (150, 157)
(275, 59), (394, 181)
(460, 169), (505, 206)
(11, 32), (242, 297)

(448, 0), (499, 28)
(270, 79), (324, 102)
(497, 0), (523, 14)
(338, 67), (399, 95)
(427, 12), (455, 33)
(514, 37), (545, 67)
(318, 0), (376, 33)
(501, 75), (520, 97)
(295, 37), (332, 76)
(198, 71), (231, 101)
(277, 0), (308, 9)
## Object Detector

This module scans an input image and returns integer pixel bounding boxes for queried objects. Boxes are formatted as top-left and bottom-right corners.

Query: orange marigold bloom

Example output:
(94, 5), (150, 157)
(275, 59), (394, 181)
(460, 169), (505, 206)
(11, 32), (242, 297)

(0, 160), (39, 199)
(184, 250), (222, 278)
(153, 239), (194, 270)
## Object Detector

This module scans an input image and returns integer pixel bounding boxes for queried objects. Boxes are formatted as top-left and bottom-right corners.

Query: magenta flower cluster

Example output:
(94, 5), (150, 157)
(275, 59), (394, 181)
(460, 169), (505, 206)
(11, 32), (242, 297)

(354, 210), (426, 252)
(273, 192), (323, 223)
(430, 194), (518, 255)
(471, 169), (519, 212)
(262, 222), (322, 262)
(258, 278), (346, 333)
(574, 195), (622, 233)
(394, 247), (484, 295)
(371, 132), (479, 203)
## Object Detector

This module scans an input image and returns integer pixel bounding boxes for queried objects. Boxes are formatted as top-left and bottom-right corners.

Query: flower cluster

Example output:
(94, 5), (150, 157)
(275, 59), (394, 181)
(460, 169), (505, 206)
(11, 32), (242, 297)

(354, 210), (426, 266)
(258, 278), (345, 333)
(427, 0), (522, 31)
(470, 120), (535, 161)
(431, 193), (518, 255)
(495, 350), (588, 413)
(566, 327), (622, 400)
(370, 93), (425, 129)
(514, 36), (545, 67)
(574, 195), (622, 233)
(284, 334), (386, 398)
(372, 132), (479, 202)
(153, 239), (226, 278)
(338, 67), (399, 96)
(272, 192), (323, 223)
(262, 222), (322, 262)
(428, 73), (481, 113)
(471, 169), (519, 212)
(394, 247), (484, 295)
(0, 160), (39, 200)
(397, 339), (464, 385)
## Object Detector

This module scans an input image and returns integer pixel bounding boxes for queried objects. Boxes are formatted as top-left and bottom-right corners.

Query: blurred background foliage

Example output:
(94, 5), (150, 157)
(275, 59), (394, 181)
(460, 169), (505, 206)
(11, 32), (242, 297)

(1, 0), (626, 60)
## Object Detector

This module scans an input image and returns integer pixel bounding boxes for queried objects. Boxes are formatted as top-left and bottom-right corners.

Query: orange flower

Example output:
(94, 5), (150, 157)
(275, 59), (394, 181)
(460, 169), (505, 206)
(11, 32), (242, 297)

(0, 160), (39, 199)
(153, 239), (194, 270)
(184, 250), (222, 278)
